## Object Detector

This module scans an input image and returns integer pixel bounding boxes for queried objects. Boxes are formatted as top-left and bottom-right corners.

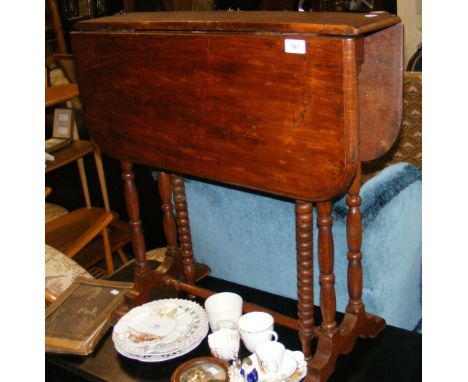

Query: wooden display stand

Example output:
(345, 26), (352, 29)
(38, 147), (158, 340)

(71, 11), (403, 381)
(45, 79), (131, 274)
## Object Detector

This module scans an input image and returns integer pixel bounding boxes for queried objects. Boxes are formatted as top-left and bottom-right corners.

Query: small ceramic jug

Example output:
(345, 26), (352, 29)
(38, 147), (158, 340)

(207, 320), (240, 361)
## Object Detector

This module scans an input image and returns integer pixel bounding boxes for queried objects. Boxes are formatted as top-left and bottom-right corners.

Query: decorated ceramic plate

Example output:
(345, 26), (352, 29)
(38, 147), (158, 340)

(113, 331), (207, 362)
(112, 298), (208, 358)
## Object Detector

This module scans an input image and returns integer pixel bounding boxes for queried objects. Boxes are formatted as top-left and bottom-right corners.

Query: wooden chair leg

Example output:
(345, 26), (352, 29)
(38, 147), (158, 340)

(170, 174), (196, 284)
(117, 248), (128, 264)
(76, 157), (92, 208)
(47, 0), (67, 54)
(93, 147), (111, 212)
(102, 224), (114, 275)
(295, 200), (315, 358)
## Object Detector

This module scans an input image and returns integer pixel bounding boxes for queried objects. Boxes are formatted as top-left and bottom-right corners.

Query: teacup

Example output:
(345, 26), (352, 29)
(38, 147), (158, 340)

(238, 311), (278, 353)
(204, 292), (243, 332)
(255, 341), (285, 376)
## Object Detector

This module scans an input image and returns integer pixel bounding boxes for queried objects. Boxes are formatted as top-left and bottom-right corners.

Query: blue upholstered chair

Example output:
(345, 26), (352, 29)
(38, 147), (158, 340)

(183, 72), (422, 331)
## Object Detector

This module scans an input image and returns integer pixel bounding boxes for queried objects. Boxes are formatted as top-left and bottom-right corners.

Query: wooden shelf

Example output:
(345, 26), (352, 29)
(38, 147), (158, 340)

(45, 83), (79, 107)
(45, 140), (95, 173)
(45, 207), (114, 253)
(72, 219), (132, 270)
(45, 208), (132, 271)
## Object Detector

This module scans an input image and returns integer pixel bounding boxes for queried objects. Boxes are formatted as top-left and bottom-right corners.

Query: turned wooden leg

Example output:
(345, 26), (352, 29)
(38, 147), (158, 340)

(346, 162), (364, 315)
(295, 200), (315, 358)
(317, 201), (337, 334)
(170, 174), (196, 284)
(304, 166), (385, 381)
(157, 172), (179, 260)
(121, 160), (148, 290)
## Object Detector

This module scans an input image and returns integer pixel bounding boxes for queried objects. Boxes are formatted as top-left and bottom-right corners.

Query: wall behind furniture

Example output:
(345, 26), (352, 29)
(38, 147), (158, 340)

(397, 0), (422, 66)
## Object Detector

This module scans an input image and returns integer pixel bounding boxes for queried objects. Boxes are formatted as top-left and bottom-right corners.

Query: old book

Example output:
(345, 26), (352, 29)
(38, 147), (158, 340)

(45, 277), (133, 355)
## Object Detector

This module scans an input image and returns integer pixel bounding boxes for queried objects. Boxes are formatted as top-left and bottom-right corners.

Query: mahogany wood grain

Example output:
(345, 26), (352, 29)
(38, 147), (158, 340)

(121, 161), (149, 290)
(71, 12), (403, 381)
(163, 275), (301, 331)
(170, 175), (196, 284)
(73, 32), (358, 201)
(73, 11), (399, 36)
(157, 172), (179, 260)
(345, 162), (364, 315)
(358, 24), (404, 161)
(295, 201), (315, 358)
(317, 201), (337, 334)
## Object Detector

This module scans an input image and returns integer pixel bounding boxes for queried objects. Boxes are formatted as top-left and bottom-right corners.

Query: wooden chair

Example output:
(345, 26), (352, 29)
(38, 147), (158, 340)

(45, 188), (116, 278)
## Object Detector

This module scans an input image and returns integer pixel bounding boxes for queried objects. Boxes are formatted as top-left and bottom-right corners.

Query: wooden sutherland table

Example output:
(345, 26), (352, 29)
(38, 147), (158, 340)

(71, 11), (403, 381)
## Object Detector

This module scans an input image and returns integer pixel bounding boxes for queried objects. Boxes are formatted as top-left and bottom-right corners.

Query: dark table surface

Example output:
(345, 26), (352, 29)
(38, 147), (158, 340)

(46, 262), (421, 382)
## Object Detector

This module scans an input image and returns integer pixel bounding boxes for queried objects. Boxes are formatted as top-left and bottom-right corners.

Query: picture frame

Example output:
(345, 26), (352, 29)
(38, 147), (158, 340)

(52, 108), (74, 139)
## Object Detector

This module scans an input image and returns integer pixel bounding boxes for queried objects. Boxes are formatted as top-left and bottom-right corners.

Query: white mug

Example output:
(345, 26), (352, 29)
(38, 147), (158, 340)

(255, 341), (285, 376)
(238, 311), (278, 353)
(204, 292), (243, 332)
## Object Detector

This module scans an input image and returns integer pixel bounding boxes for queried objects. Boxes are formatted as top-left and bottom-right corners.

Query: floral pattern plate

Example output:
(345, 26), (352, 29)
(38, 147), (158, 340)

(112, 298), (208, 361)
(113, 332), (207, 363)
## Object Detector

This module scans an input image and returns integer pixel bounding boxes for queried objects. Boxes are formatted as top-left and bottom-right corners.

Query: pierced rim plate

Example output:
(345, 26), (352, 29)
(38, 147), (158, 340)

(112, 298), (208, 358)
(113, 329), (208, 363)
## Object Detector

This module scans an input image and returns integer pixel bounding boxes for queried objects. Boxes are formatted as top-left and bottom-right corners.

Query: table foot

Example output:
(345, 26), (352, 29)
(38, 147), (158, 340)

(305, 308), (386, 381)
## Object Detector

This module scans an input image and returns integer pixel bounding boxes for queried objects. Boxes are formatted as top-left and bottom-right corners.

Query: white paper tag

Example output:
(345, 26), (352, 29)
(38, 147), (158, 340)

(284, 39), (306, 54)
(110, 289), (119, 295)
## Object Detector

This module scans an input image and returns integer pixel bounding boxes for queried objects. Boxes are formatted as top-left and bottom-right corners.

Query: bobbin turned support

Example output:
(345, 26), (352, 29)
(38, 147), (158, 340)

(300, 164), (385, 381)
(115, 166), (211, 313)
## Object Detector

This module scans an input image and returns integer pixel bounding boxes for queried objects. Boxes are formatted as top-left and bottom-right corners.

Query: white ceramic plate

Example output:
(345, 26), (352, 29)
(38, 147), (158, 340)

(113, 330), (207, 363)
(112, 298), (208, 358)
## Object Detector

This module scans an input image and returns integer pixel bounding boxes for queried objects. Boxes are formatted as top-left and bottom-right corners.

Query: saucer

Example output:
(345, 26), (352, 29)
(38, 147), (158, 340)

(248, 349), (307, 381)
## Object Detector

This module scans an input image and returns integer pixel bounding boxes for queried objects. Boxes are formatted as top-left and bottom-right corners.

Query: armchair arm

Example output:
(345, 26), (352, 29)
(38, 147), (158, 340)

(333, 162), (422, 227)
